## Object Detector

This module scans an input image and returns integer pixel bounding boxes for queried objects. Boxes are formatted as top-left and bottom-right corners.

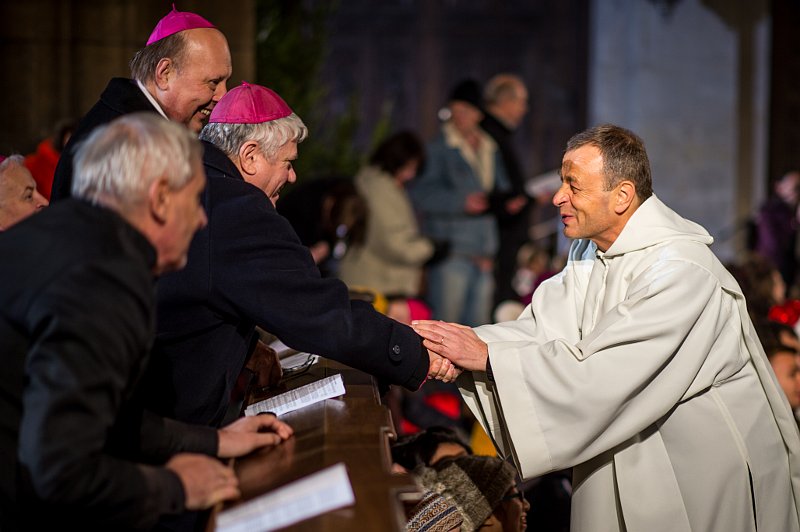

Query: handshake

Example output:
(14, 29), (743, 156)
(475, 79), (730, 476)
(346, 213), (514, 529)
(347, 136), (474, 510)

(413, 319), (490, 382)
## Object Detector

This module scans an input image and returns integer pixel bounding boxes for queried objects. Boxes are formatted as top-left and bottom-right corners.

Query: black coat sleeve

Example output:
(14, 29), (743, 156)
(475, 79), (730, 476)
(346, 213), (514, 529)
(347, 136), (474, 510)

(108, 405), (218, 464)
(18, 257), (185, 528)
(208, 183), (430, 390)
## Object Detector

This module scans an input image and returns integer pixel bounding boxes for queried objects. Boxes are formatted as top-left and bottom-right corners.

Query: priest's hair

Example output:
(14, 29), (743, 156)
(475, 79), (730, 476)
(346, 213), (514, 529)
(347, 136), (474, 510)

(199, 114), (308, 162)
(72, 113), (201, 207)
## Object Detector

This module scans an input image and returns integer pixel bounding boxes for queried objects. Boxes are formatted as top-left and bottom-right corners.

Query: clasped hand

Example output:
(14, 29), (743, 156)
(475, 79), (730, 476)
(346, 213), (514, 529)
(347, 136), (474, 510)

(413, 319), (490, 373)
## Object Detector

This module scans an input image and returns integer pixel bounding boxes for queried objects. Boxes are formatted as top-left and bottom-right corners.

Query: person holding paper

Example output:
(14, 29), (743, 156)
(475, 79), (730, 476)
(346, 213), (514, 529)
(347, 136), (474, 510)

(413, 124), (800, 532)
(144, 82), (457, 429)
(0, 114), (291, 531)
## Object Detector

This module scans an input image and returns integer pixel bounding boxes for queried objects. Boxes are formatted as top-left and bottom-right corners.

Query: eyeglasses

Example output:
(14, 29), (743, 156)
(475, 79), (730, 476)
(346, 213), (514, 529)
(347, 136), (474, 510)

(501, 489), (525, 503)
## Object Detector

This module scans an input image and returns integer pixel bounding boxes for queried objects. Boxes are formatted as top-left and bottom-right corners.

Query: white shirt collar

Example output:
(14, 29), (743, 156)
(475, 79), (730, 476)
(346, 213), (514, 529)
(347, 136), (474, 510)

(136, 79), (168, 119)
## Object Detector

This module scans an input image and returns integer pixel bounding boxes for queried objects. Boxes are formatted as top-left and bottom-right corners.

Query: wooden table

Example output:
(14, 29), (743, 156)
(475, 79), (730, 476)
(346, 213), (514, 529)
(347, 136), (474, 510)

(208, 358), (422, 531)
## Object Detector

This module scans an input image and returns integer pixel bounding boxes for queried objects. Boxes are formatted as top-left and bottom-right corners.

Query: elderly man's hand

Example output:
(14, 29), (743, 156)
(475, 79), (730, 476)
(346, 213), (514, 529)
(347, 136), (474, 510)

(217, 414), (293, 458)
(166, 453), (239, 510)
(413, 320), (489, 372)
(246, 340), (283, 389)
(427, 350), (462, 382)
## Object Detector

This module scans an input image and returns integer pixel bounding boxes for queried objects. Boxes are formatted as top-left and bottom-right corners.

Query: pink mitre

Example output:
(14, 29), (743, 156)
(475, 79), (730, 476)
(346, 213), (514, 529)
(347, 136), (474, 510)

(209, 81), (293, 124)
(146, 4), (216, 46)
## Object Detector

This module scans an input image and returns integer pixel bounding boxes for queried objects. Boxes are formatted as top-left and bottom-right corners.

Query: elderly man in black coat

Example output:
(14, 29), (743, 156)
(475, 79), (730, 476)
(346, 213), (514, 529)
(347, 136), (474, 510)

(481, 74), (533, 309)
(0, 114), (292, 531)
(144, 82), (457, 428)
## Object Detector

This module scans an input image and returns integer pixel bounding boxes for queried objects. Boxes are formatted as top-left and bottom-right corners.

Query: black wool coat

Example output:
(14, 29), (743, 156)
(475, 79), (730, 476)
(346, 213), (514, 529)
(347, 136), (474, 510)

(0, 200), (215, 531)
(145, 142), (430, 427)
(51, 78), (158, 201)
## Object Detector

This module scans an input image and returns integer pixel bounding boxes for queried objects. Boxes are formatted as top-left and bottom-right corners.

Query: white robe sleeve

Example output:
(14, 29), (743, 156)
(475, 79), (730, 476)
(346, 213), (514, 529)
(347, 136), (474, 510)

(462, 257), (744, 480)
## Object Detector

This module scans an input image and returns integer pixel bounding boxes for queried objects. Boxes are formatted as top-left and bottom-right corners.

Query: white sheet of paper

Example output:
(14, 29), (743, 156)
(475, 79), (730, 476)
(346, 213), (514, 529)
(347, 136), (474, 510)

(215, 462), (355, 532)
(244, 373), (346, 417)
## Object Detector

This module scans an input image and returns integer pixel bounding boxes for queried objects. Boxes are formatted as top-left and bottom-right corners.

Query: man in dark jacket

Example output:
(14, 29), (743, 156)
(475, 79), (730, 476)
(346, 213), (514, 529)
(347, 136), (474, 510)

(50, 6), (232, 201)
(144, 82), (457, 428)
(481, 74), (533, 309)
(0, 114), (291, 531)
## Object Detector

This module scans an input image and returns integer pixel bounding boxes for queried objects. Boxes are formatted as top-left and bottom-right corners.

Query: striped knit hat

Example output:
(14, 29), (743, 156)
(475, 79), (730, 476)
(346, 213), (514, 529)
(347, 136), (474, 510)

(417, 455), (517, 532)
(406, 490), (463, 532)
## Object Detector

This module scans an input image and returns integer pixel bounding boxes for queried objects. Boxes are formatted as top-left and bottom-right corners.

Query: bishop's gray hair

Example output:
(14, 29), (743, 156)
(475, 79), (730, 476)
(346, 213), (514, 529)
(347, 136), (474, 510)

(199, 113), (308, 161)
(72, 113), (202, 208)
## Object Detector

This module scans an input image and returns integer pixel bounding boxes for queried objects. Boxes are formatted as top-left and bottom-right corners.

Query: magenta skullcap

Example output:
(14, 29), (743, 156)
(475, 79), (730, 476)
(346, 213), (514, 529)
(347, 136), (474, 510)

(209, 81), (293, 124)
(0, 155), (6, 164)
(146, 4), (216, 46)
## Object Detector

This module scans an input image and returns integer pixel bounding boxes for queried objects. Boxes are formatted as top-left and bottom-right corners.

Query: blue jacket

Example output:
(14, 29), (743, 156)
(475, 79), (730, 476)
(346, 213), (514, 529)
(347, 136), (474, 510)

(409, 126), (509, 257)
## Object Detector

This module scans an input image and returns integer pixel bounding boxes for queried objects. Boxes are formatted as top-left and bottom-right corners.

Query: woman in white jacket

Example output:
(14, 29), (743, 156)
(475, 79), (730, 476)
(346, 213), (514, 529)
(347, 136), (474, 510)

(339, 131), (435, 298)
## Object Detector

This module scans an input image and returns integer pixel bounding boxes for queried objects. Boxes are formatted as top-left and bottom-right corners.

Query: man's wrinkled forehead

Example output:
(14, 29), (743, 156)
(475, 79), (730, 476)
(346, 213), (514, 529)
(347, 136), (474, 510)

(0, 164), (34, 192)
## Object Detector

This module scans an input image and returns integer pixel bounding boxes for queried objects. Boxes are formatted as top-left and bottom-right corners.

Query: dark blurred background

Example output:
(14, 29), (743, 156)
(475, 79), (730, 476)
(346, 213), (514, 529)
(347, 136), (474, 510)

(2, 0), (798, 259)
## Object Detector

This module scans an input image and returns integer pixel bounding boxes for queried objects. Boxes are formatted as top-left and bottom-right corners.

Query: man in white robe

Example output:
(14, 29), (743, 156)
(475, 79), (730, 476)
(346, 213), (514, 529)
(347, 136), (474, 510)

(415, 124), (800, 532)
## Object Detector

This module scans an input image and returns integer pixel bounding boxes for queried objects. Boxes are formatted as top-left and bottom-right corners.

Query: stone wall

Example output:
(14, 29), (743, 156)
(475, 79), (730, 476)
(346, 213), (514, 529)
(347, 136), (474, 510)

(588, 0), (770, 260)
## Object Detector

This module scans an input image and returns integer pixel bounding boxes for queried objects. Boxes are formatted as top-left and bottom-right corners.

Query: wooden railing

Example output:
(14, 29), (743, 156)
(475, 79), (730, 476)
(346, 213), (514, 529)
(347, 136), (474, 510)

(207, 358), (421, 531)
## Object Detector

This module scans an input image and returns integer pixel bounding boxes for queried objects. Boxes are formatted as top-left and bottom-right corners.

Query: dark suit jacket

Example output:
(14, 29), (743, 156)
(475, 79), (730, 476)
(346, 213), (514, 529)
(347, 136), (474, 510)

(145, 142), (430, 427)
(481, 112), (532, 220)
(51, 78), (158, 201)
(0, 200), (216, 530)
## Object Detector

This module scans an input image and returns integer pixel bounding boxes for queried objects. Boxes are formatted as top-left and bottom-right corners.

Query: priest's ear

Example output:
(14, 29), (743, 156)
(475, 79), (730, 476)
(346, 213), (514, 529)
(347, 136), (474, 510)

(237, 140), (261, 177)
(154, 58), (174, 90)
(614, 180), (637, 214)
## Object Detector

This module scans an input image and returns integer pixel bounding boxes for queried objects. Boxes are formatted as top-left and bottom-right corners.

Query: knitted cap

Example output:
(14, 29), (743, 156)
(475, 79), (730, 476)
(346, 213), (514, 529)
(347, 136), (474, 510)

(209, 81), (293, 124)
(449, 79), (483, 110)
(0, 155), (6, 165)
(146, 4), (216, 46)
(418, 455), (517, 532)
(406, 490), (464, 532)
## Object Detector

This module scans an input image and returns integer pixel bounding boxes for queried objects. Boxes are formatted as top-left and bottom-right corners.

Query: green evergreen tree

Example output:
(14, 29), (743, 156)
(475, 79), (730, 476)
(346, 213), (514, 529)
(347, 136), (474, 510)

(255, 0), (362, 181)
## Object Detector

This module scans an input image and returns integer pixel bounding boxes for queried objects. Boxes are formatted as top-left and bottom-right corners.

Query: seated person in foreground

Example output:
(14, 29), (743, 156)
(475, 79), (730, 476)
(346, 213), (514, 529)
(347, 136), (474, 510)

(0, 114), (291, 531)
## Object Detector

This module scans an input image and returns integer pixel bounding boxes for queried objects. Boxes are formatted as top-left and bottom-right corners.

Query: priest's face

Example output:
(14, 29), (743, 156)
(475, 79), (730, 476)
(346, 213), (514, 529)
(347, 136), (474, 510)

(159, 28), (232, 133)
(554, 144), (621, 251)
(249, 141), (298, 207)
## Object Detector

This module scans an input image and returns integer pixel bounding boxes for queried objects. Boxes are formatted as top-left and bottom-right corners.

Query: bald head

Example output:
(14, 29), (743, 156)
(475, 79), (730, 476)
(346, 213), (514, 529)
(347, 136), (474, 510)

(0, 156), (48, 231)
(484, 74), (528, 129)
(132, 28), (232, 133)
